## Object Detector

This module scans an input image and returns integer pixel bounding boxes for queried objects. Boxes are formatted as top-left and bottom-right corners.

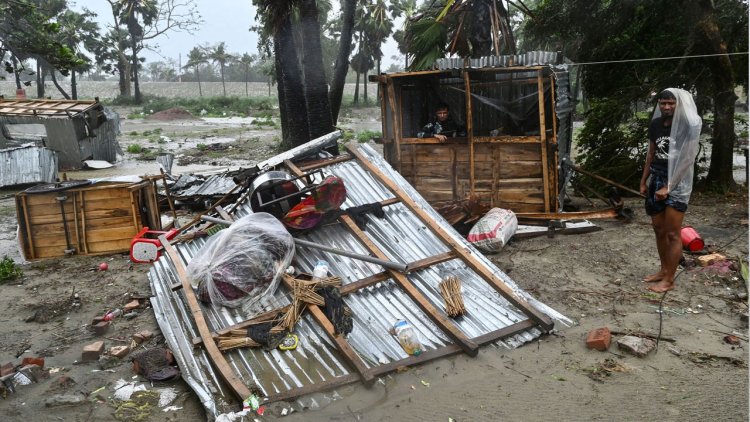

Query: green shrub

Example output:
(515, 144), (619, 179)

(126, 144), (143, 154)
(356, 130), (381, 143)
(0, 256), (22, 283)
(197, 143), (208, 151)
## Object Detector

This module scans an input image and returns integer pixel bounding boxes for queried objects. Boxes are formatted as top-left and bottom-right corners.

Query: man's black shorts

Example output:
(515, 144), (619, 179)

(644, 169), (688, 216)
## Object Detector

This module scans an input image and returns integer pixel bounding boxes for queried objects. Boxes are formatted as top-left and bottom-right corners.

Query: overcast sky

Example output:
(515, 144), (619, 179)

(71, 1), (400, 69)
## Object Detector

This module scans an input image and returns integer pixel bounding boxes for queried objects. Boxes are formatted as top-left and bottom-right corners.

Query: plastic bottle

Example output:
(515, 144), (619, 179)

(103, 308), (122, 321)
(312, 260), (329, 282)
(391, 320), (423, 356)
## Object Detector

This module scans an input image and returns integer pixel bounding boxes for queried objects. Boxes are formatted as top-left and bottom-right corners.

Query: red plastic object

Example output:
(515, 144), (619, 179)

(129, 227), (179, 263)
(680, 226), (704, 252)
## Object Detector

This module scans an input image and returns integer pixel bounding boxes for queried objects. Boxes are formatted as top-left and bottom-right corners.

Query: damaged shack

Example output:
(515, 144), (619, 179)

(373, 52), (575, 214)
(147, 132), (570, 417)
(0, 98), (121, 173)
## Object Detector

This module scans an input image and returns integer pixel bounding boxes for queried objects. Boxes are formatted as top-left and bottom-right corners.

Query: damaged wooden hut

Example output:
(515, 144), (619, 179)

(0, 98), (121, 177)
(372, 52), (575, 215)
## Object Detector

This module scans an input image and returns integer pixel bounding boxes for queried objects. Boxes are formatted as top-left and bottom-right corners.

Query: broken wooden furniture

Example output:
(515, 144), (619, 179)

(16, 179), (161, 260)
(147, 133), (570, 418)
(371, 52), (574, 215)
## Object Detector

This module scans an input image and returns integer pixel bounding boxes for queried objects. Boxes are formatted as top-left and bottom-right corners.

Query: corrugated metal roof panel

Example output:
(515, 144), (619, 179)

(148, 136), (571, 419)
(0, 145), (57, 187)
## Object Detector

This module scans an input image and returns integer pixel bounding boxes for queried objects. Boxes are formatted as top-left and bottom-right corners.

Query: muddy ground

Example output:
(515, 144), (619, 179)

(0, 106), (747, 421)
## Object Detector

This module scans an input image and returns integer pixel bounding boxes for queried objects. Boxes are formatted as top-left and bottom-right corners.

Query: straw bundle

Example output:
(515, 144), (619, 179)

(217, 329), (261, 351)
(439, 275), (466, 317)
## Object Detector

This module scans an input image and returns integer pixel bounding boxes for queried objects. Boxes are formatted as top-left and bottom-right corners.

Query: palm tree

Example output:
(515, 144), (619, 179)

(184, 47), (208, 97)
(328, 0), (356, 124)
(56, 9), (100, 99)
(406, 0), (517, 70)
(208, 42), (235, 97)
(298, 0), (334, 139)
(116, 0), (158, 104)
(238, 53), (255, 96)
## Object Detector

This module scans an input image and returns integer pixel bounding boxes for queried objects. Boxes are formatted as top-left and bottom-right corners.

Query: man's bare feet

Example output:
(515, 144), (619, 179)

(642, 271), (665, 283)
(647, 280), (674, 292)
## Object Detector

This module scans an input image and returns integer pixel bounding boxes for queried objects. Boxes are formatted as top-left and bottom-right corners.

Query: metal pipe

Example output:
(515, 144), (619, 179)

(200, 215), (408, 272)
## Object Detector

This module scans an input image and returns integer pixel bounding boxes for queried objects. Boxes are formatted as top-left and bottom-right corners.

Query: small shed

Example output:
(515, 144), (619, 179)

(0, 98), (121, 170)
(16, 179), (161, 260)
(373, 52), (575, 214)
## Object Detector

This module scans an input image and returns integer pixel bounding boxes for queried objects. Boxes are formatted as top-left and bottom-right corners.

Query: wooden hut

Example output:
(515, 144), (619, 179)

(373, 52), (575, 214)
(16, 180), (161, 260)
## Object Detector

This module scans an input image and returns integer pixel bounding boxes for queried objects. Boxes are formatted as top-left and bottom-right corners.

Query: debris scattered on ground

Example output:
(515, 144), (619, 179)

(147, 107), (194, 121)
(616, 335), (656, 357)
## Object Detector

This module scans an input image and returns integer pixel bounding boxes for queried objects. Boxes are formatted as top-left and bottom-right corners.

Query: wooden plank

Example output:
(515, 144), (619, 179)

(158, 234), (253, 401)
(86, 239), (132, 254)
(537, 70), (550, 213)
(20, 195), (34, 259)
(346, 143), (555, 331)
(280, 275), (375, 386)
(473, 136), (542, 144)
(386, 79), (401, 171)
(297, 154), (354, 172)
(464, 71), (475, 197)
(549, 74), (559, 211)
(72, 192), (81, 253)
(339, 214), (479, 356)
(80, 193), (88, 254)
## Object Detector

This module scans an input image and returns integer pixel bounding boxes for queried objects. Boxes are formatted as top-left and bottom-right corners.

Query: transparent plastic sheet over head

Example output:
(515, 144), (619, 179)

(652, 88), (702, 204)
(186, 212), (295, 309)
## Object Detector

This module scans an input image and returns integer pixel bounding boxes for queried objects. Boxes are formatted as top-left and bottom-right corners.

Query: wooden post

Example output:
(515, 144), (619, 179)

(463, 70), (475, 196)
(80, 193), (89, 254)
(549, 74), (559, 211)
(20, 195), (35, 259)
(386, 79), (402, 172)
(536, 69), (550, 212)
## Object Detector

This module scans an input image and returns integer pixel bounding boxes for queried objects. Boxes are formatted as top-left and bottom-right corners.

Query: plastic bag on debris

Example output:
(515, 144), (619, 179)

(187, 212), (295, 308)
(466, 208), (518, 253)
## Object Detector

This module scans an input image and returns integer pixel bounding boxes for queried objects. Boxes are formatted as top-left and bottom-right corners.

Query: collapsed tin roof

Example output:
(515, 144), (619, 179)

(147, 132), (571, 418)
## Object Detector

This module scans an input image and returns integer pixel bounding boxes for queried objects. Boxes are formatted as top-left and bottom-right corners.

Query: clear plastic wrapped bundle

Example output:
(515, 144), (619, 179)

(188, 212), (295, 308)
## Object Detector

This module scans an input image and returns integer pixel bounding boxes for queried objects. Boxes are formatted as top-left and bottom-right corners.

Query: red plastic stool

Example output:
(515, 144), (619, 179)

(130, 227), (179, 263)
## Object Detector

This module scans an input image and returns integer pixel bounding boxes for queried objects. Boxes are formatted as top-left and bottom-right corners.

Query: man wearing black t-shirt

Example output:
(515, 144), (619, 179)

(639, 89), (699, 292)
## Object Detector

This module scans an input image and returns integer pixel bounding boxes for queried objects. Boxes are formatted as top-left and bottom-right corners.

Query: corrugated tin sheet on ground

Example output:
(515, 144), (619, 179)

(148, 138), (571, 419)
(0, 145), (57, 187)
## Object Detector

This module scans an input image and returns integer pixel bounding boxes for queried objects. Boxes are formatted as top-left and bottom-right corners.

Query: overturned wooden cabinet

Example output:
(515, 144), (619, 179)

(373, 53), (575, 214)
(16, 180), (161, 260)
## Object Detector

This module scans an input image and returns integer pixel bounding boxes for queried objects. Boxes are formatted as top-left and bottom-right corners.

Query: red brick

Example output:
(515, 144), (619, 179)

(93, 321), (110, 336)
(133, 330), (153, 344)
(0, 362), (14, 377)
(109, 345), (130, 359)
(123, 300), (141, 312)
(586, 327), (611, 351)
(82, 341), (105, 362)
(21, 357), (44, 368)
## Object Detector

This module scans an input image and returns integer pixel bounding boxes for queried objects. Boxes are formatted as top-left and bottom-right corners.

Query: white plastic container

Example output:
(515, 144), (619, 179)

(312, 260), (329, 282)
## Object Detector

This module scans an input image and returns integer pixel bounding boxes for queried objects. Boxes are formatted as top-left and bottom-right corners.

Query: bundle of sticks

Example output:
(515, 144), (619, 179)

(217, 274), (344, 352)
(439, 275), (466, 317)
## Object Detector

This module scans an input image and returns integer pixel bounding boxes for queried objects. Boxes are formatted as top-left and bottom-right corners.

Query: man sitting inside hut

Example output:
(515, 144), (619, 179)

(418, 102), (466, 141)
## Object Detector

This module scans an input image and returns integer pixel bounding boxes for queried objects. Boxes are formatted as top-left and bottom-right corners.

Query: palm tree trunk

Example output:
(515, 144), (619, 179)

(131, 37), (142, 103)
(220, 65), (226, 96)
(275, 13), (310, 149)
(36, 63), (45, 98)
(12, 55), (21, 90)
(363, 68), (368, 104)
(299, 0), (334, 140)
(195, 67), (202, 97)
(329, 0), (356, 124)
(353, 71), (360, 104)
(50, 70), (71, 100)
(71, 70), (78, 100)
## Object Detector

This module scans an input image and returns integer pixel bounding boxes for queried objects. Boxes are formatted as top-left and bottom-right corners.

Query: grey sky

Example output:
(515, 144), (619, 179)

(72, 1), (400, 69)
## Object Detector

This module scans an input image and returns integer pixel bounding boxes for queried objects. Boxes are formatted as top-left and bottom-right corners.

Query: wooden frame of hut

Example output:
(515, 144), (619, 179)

(373, 53), (574, 214)
(16, 180), (161, 260)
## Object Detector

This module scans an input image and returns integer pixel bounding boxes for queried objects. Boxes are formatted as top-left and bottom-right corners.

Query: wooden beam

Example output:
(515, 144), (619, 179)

(549, 74), (559, 211)
(386, 79), (402, 172)
(158, 234), (253, 401)
(464, 70), (475, 197)
(536, 70), (550, 213)
(345, 142), (555, 331)
(297, 154), (354, 172)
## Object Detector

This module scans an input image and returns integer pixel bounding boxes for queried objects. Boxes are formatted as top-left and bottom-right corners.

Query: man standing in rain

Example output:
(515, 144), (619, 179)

(640, 88), (701, 292)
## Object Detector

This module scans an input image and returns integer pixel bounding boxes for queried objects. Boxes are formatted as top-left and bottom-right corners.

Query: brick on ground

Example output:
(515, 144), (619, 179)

(586, 327), (611, 351)
(82, 341), (105, 362)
